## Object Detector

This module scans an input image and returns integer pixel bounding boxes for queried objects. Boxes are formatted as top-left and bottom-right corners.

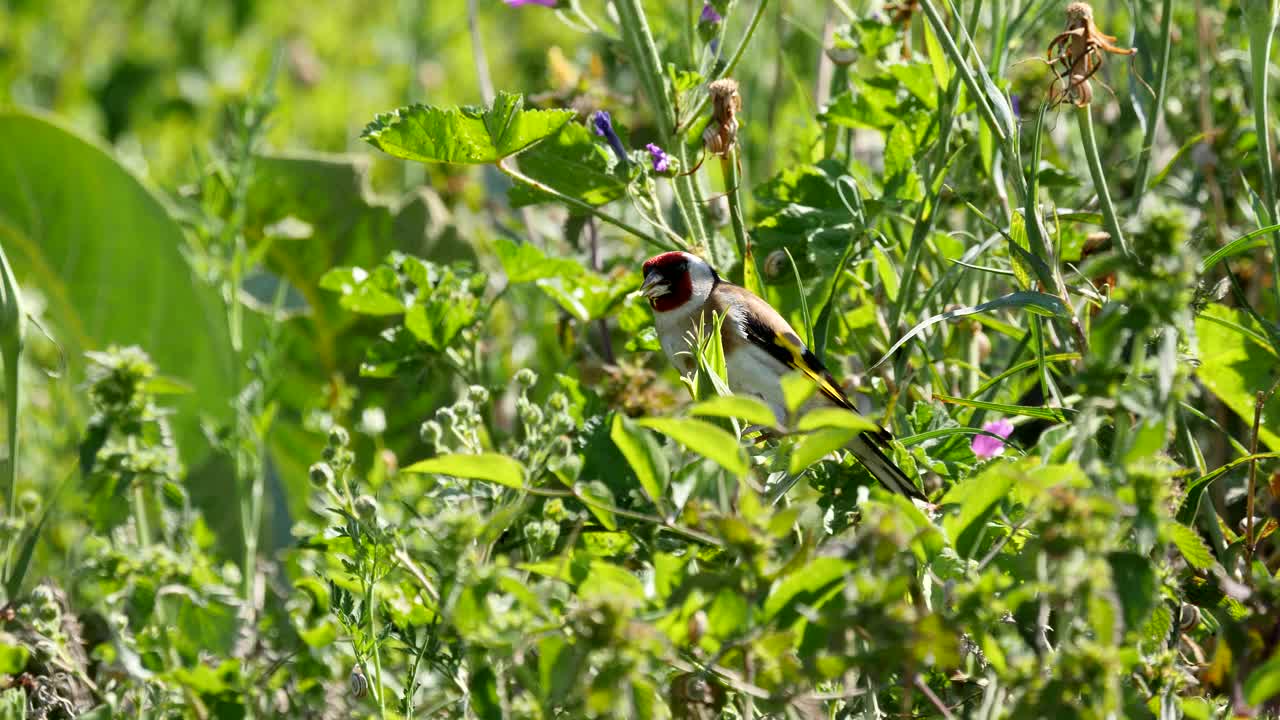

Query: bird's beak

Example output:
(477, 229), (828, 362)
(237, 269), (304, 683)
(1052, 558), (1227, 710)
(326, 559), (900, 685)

(640, 272), (670, 299)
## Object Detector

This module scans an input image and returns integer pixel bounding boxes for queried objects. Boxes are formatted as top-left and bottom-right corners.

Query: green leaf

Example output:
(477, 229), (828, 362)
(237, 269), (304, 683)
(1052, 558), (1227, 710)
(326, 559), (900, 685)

(936, 393), (1067, 422)
(1166, 523), (1216, 570)
(1245, 652), (1280, 706)
(1008, 211), (1033, 290)
(494, 238), (581, 284)
(1201, 223), (1280, 271)
(362, 92), (575, 165)
(795, 407), (881, 433)
(576, 480), (618, 531)
(1108, 552), (1157, 631)
(637, 417), (748, 476)
(1175, 452), (1280, 524)
(401, 453), (525, 488)
(941, 461), (1018, 558)
(469, 666), (503, 720)
(0, 110), (235, 467)
(763, 557), (852, 625)
(788, 427), (857, 474)
(508, 122), (629, 207)
(580, 561), (645, 602)
(872, 291), (1067, 370)
(0, 643), (29, 674)
(688, 395), (778, 428)
(1195, 304), (1280, 450)
(610, 415), (670, 507)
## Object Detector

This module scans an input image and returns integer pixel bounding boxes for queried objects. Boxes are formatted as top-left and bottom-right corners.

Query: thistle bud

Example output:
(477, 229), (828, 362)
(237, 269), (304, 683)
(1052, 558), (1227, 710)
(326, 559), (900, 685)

(354, 495), (379, 520)
(309, 462), (335, 487)
(328, 425), (350, 448)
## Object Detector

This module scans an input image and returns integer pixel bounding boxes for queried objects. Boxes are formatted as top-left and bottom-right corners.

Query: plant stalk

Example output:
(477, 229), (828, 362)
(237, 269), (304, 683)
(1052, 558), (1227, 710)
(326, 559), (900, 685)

(1247, 7), (1280, 309)
(1076, 104), (1130, 256)
(496, 160), (678, 250)
(1129, 0), (1173, 209)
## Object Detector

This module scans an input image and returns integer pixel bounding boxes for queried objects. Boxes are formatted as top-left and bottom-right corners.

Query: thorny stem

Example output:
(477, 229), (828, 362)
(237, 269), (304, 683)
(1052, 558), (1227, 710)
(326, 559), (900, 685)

(1246, 8), (1280, 310)
(495, 159), (678, 250)
(1076, 104), (1130, 256)
(1129, 0), (1173, 209)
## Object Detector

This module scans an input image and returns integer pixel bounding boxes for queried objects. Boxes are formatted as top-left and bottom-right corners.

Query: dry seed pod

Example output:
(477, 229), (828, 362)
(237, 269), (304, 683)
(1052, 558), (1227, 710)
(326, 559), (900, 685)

(702, 78), (742, 156)
(1046, 2), (1135, 107)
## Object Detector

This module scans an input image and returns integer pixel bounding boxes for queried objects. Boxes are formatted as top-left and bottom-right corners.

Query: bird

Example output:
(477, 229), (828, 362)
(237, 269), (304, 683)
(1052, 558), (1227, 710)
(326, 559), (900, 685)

(640, 250), (926, 502)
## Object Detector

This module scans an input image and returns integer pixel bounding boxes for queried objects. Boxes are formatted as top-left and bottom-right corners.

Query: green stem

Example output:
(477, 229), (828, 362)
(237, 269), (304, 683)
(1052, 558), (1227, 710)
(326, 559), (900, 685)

(614, 0), (709, 249)
(1076, 105), (1129, 256)
(367, 563), (386, 718)
(722, 151), (750, 283)
(496, 160), (678, 250)
(683, 0), (772, 126)
(916, 0), (1007, 147)
(1247, 10), (1280, 309)
(1129, 0), (1173, 209)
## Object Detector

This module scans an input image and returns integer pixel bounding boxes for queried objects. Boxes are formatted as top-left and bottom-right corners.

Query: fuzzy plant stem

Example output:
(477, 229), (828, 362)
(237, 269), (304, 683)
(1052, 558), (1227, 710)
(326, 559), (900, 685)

(1129, 0), (1173, 209)
(684, 0), (772, 123)
(613, 0), (709, 250)
(1076, 105), (1130, 256)
(496, 159), (679, 250)
(721, 150), (751, 284)
(368, 563), (387, 718)
(1246, 3), (1280, 309)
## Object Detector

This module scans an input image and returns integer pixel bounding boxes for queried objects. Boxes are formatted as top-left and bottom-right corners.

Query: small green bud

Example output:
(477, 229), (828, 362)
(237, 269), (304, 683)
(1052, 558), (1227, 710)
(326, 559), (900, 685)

(514, 368), (537, 387)
(18, 489), (39, 515)
(467, 385), (490, 404)
(328, 425), (350, 448)
(420, 420), (444, 446)
(354, 494), (379, 520)
(547, 392), (569, 413)
(309, 462), (335, 487)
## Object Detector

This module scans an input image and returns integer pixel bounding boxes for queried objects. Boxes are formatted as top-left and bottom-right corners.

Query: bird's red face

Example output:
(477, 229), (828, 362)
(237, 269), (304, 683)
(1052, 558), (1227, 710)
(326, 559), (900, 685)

(641, 252), (695, 312)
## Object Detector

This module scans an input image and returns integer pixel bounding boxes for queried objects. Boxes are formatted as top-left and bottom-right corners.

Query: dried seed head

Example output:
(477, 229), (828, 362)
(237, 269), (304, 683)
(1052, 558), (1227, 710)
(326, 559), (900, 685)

(703, 78), (743, 156)
(1064, 2), (1092, 24)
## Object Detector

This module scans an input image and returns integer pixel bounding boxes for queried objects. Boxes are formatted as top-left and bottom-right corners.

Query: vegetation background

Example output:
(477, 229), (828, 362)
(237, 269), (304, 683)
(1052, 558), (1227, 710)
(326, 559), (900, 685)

(1, 0), (1279, 717)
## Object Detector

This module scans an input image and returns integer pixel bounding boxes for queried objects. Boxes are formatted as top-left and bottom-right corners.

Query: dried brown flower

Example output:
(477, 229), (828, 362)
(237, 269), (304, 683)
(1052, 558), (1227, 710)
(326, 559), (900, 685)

(1046, 2), (1136, 107)
(702, 78), (742, 156)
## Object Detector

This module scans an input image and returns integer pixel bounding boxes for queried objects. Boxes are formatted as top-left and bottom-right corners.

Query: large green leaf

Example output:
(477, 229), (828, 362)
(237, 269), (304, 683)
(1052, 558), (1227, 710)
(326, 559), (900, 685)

(402, 453), (526, 489)
(362, 92), (575, 165)
(1195, 304), (1280, 451)
(637, 417), (748, 476)
(941, 461), (1018, 558)
(0, 109), (232, 461)
(507, 122), (629, 208)
(610, 414), (669, 508)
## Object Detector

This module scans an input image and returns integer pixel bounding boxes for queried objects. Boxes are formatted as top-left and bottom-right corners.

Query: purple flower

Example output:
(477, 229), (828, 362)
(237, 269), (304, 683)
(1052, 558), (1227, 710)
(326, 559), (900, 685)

(700, 3), (723, 23)
(645, 143), (671, 173)
(971, 418), (1014, 459)
(590, 110), (629, 164)
(505, 0), (557, 6)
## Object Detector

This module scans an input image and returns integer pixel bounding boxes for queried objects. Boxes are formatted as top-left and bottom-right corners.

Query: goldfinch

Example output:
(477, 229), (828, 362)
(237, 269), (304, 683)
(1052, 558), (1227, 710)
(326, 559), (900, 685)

(641, 251), (925, 502)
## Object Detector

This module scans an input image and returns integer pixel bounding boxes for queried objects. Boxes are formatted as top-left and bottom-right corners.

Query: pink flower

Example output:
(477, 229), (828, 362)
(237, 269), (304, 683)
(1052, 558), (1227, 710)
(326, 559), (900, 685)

(971, 418), (1014, 459)
(505, 0), (558, 6)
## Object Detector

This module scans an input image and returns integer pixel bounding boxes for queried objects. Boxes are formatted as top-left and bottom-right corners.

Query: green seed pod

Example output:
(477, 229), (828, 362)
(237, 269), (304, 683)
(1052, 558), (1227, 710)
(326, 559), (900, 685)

(18, 489), (39, 515)
(514, 368), (537, 388)
(354, 494), (379, 520)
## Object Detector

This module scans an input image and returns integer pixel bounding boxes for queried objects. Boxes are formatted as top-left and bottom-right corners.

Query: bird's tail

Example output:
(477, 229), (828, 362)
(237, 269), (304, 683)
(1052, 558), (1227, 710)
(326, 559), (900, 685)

(846, 431), (927, 502)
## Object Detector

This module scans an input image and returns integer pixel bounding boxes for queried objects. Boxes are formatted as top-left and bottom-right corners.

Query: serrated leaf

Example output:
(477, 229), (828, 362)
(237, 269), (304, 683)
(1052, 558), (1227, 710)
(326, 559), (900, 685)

(362, 92), (575, 165)
(508, 122), (629, 207)
(494, 238), (581, 284)
(1167, 523), (1216, 570)
(1108, 552), (1157, 631)
(688, 395), (778, 428)
(637, 417), (748, 476)
(401, 453), (525, 488)
(610, 414), (669, 507)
